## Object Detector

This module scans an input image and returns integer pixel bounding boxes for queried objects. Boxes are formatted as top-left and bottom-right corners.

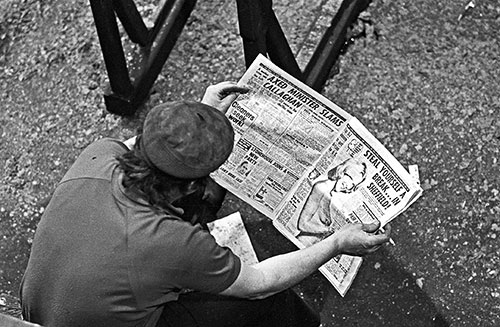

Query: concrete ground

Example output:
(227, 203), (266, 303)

(1, 0), (499, 326)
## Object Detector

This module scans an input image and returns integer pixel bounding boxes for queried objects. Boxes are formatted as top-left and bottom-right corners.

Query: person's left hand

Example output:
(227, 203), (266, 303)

(201, 81), (249, 113)
(332, 221), (391, 256)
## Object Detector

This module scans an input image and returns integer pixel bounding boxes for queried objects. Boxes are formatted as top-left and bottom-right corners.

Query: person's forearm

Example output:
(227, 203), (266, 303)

(220, 223), (388, 300)
(250, 236), (342, 298)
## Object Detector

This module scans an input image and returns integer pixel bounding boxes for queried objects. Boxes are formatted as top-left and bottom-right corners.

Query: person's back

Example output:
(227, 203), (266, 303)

(21, 138), (240, 327)
(20, 139), (135, 326)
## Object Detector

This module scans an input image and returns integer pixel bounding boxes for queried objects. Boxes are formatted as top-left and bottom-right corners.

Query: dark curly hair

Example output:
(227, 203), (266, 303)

(116, 136), (207, 214)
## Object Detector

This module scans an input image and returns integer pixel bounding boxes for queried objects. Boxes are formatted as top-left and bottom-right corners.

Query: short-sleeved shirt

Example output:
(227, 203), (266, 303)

(20, 138), (241, 327)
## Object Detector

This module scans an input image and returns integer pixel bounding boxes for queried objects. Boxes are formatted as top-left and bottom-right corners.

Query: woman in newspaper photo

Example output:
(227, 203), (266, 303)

(296, 158), (368, 245)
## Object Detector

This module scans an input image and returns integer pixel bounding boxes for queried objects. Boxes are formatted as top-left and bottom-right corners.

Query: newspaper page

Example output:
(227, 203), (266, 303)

(212, 54), (422, 296)
(274, 118), (422, 295)
(213, 54), (352, 218)
(208, 212), (259, 265)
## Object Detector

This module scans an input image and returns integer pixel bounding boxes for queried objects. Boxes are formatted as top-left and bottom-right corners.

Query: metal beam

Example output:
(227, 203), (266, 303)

(304, 0), (371, 91)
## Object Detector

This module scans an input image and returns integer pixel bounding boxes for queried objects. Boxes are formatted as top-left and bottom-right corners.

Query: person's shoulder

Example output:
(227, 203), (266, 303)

(61, 138), (128, 183)
(85, 137), (129, 154)
(77, 137), (129, 163)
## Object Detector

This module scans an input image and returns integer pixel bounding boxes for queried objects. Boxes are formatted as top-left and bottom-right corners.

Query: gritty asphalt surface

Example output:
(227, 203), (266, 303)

(1, 0), (499, 326)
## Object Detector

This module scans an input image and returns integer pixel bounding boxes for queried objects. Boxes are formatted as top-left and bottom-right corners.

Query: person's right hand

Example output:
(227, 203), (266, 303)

(332, 222), (391, 256)
(201, 81), (249, 113)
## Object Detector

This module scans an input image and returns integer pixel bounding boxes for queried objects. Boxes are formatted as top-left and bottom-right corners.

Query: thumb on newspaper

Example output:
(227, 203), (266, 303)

(361, 221), (380, 233)
(201, 81), (249, 113)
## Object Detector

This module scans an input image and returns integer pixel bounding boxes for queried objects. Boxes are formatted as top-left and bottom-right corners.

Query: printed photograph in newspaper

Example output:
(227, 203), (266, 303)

(212, 54), (422, 296)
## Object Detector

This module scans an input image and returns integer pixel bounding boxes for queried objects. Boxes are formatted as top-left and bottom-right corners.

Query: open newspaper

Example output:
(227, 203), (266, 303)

(212, 54), (422, 296)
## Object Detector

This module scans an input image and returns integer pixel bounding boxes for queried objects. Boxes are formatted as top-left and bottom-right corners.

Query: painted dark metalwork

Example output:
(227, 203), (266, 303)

(113, 0), (149, 46)
(130, 0), (196, 112)
(304, 0), (371, 90)
(89, 0), (196, 115)
(89, 0), (133, 101)
(90, 0), (369, 115)
(236, 0), (372, 91)
(236, 0), (303, 80)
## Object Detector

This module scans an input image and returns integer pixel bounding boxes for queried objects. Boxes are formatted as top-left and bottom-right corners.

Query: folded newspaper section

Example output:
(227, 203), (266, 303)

(212, 54), (422, 296)
(207, 212), (259, 266)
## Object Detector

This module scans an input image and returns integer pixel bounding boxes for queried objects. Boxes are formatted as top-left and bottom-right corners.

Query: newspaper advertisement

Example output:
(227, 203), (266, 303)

(212, 54), (422, 296)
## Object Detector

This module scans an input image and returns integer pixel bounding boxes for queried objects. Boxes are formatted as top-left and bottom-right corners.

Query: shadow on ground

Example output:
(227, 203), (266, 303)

(220, 194), (450, 327)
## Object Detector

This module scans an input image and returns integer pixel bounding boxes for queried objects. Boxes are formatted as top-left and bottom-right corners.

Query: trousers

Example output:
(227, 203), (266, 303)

(156, 289), (320, 327)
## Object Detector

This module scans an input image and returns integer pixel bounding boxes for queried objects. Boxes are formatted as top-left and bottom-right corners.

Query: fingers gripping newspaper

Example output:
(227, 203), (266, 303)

(212, 54), (422, 296)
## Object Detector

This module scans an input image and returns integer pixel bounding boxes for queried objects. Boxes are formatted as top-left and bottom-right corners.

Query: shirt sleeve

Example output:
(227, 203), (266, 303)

(167, 223), (242, 294)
